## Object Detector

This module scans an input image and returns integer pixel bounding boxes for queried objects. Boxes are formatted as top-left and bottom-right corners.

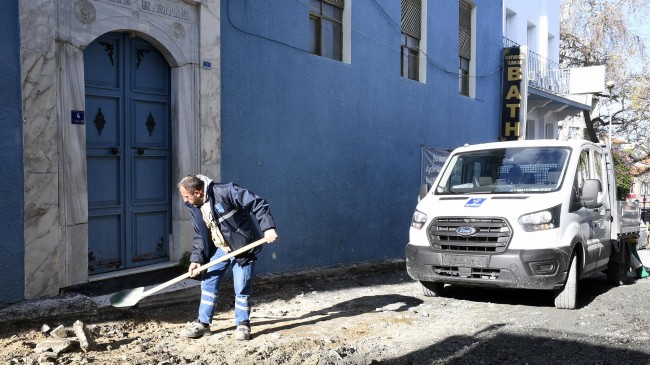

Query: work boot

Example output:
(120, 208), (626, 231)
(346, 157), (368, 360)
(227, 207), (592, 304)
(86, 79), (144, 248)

(234, 324), (251, 341)
(179, 320), (209, 338)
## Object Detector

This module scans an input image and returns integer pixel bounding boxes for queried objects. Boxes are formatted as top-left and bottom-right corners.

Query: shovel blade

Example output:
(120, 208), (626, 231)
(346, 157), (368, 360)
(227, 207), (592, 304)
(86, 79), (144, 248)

(110, 287), (145, 308)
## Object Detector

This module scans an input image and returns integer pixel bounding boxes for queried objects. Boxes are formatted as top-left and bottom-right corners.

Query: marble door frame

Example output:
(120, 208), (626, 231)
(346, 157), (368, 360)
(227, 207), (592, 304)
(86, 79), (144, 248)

(21, 0), (217, 298)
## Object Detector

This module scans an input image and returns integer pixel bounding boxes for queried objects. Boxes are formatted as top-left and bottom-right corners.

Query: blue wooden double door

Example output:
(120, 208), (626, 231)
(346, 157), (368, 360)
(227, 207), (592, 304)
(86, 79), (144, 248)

(84, 32), (172, 274)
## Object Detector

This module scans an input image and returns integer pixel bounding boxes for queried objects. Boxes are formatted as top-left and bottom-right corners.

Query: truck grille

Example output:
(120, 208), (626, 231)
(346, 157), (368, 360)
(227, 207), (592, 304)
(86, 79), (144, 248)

(434, 266), (501, 279)
(427, 217), (512, 253)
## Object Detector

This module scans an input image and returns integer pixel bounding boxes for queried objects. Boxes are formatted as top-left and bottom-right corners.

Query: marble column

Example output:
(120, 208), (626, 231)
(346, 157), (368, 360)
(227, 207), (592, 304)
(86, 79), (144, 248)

(21, 0), (61, 298)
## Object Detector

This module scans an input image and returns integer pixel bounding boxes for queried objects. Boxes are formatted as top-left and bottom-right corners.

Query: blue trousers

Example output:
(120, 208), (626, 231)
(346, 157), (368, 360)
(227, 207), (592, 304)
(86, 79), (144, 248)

(198, 248), (253, 326)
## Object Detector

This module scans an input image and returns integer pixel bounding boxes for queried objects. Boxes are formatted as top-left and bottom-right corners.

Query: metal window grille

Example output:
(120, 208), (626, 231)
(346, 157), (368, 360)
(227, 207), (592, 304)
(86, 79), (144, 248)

(401, 0), (421, 39)
(323, 0), (343, 8)
(459, 0), (471, 60)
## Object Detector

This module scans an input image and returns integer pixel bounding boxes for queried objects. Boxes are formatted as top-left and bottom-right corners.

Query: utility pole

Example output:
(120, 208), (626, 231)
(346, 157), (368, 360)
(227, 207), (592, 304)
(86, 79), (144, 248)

(606, 81), (615, 146)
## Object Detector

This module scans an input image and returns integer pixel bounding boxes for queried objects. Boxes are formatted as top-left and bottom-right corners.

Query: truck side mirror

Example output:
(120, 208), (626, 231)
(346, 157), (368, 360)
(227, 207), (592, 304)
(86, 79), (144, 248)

(418, 183), (429, 201)
(580, 179), (602, 209)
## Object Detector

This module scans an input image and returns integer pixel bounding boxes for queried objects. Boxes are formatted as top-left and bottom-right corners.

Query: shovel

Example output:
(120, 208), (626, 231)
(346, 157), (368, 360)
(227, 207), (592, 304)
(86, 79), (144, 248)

(109, 237), (268, 308)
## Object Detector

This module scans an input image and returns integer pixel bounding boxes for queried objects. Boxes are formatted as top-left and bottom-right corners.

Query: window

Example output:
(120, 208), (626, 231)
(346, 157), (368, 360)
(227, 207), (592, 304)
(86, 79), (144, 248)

(401, 0), (421, 81)
(593, 150), (603, 183)
(435, 147), (570, 195)
(459, 0), (472, 95)
(309, 0), (344, 61)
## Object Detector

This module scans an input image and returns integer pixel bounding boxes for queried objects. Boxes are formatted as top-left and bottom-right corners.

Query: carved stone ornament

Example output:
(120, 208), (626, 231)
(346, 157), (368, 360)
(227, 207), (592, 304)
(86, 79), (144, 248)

(74, 0), (97, 25)
(172, 22), (186, 40)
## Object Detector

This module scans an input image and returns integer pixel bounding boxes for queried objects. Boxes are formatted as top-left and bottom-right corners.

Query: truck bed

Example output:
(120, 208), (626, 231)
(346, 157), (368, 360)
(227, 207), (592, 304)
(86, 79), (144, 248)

(617, 201), (641, 236)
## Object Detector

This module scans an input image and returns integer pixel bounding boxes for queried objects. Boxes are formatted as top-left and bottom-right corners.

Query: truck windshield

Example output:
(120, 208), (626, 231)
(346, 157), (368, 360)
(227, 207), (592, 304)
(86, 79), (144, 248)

(435, 147), (570, 195)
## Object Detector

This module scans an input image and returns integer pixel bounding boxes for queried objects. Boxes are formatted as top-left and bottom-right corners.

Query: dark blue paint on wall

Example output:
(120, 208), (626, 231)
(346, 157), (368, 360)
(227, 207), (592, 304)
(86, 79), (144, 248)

(220, 0), (503, 273)
(0, 0), (25, 303)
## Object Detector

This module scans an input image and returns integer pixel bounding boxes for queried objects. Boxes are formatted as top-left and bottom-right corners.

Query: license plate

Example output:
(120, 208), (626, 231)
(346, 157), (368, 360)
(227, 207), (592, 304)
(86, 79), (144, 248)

(441, 254), (489, 268)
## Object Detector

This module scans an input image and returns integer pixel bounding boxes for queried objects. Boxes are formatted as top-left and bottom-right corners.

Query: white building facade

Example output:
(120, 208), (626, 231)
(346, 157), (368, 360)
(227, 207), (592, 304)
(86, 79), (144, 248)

(503, 0), (592, 140)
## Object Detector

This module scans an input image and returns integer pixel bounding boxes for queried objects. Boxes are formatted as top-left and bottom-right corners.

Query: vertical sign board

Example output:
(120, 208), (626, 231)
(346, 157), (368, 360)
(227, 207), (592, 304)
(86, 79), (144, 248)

(501, 47), (524, 140)
(421, 147), (450, 189)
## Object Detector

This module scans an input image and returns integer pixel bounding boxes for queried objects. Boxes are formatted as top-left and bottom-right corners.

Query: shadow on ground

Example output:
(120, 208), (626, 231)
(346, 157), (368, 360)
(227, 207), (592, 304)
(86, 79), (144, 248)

(379, 323), (650, 364)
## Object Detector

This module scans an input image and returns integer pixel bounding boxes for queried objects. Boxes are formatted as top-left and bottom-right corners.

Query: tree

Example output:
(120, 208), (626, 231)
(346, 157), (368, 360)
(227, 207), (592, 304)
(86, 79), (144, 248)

(612, 147), (634, 200)
(560, 0), (650, 150)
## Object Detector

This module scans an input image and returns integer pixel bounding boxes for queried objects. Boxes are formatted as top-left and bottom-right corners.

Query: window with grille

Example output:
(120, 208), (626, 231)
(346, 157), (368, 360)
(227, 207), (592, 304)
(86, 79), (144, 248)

(459, 0), (472, 96)
(401, 0), (421, 81)
(309, 0), (344, 61)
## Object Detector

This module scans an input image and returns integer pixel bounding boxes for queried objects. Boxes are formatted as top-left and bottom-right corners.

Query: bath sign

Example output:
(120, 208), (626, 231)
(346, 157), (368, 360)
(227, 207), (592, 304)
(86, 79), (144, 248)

(71, 110), (85, 125)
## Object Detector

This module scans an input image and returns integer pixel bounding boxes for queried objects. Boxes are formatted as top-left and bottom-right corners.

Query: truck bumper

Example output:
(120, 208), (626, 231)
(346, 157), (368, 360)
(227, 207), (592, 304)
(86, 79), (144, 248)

(406, 243), (572, 291)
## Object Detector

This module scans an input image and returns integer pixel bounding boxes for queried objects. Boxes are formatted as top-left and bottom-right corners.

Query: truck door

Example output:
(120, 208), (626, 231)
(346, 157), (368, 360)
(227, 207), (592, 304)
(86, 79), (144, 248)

(593, 148), (612, 267)
(573, 149), (600, 272)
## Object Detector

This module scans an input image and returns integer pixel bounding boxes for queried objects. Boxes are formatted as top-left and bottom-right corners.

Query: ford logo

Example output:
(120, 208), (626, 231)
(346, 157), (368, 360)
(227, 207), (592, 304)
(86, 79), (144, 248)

(456, 226), (477, 236)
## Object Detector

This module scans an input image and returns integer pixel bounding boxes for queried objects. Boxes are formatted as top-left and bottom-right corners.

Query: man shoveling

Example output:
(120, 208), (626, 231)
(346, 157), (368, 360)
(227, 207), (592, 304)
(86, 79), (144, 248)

(178, 175), (278, 340)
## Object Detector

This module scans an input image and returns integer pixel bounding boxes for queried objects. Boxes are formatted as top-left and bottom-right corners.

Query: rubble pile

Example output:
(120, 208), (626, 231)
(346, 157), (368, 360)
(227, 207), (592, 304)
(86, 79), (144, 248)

(13, 320), (97, 365)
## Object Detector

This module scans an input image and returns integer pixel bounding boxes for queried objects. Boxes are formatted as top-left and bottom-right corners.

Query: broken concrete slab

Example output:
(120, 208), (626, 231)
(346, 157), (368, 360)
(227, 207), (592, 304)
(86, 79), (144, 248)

(50, 324), (67, 338)
(37, 351), (57, 364)
(72, 320), (96, 352)
(34, 338), (74, 355)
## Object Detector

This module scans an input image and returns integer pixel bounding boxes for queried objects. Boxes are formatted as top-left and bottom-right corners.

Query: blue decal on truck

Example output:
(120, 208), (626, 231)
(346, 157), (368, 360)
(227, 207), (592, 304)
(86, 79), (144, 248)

(465, 198), (486, 207)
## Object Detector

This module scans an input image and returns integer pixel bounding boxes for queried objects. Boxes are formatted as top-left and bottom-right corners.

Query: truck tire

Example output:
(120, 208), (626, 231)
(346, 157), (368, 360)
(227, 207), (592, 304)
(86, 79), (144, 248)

(419, 281), (444, 297)
(607, 241), (629, 286)
(554, 253), (577, 309)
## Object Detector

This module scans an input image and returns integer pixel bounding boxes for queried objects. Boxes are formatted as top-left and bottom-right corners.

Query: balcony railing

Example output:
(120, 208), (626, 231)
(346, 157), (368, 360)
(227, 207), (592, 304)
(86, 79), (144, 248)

(503, 37), (570, 96)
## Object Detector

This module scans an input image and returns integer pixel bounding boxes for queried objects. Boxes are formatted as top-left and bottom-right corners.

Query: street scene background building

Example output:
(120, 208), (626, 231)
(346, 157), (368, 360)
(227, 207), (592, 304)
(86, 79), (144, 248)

(2, 0), (596, 303)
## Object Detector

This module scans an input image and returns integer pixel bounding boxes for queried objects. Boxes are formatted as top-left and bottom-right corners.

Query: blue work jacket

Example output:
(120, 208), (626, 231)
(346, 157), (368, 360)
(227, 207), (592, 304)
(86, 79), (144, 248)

(186, 182), (275, 266)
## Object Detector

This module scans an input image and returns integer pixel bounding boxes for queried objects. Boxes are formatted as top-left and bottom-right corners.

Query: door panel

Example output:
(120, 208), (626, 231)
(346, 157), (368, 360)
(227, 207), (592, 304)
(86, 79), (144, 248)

(132, 100), (168, 148)
(131, 211), (169, 264)
(85, 34), (122, 89)
(131, 38), (170, 94)
(86, 96), (121, 145)
(88, 214), (123, 272)
(87, 156), (122, 207)
(85, 32), (171, 274)
(132, 156), (169, 204)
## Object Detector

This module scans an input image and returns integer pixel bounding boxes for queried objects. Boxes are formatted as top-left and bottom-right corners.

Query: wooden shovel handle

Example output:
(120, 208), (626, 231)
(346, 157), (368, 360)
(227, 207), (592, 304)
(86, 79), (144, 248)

(141, 237), (268, 298)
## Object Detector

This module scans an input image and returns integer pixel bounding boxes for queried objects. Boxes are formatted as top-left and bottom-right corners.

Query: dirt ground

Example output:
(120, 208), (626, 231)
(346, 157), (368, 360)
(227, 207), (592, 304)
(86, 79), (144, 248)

(2, 261), (650, 365)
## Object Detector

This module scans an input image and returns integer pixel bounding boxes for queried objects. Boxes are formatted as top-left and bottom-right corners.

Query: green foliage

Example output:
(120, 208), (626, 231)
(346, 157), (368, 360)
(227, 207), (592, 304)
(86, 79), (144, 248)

(612, 148), (633, 200)
(178, 251), (192, 272)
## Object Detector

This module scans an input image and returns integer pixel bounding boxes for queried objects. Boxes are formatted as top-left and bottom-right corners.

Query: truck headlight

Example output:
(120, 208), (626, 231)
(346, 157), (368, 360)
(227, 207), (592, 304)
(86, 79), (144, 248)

(519, 205), (561, 232)
(411, 209), (428, 230)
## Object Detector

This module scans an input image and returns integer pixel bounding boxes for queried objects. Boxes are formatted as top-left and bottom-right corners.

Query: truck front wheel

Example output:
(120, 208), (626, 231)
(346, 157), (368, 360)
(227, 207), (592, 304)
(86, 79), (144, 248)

(420, 281), (444, 297)
(554, 252), (577, 309)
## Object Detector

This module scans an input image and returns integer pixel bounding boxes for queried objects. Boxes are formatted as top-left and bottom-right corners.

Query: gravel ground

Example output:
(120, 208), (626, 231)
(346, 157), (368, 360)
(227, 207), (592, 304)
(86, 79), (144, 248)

(2, 259), (650, 365)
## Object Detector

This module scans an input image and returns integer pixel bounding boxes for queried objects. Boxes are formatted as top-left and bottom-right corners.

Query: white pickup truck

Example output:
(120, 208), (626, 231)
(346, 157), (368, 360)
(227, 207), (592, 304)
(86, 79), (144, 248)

(406, 139), (641, 309)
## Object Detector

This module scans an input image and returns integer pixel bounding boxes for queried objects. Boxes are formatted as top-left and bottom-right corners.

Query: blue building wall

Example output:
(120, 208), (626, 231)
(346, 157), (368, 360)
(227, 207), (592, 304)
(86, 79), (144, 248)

(0, 0), (25, 303)
(220, 0), (503, 273)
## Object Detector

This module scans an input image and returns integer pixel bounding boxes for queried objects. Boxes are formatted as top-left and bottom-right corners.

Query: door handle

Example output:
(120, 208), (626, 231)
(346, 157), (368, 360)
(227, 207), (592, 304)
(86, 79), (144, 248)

(131, 147), (145, 155)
